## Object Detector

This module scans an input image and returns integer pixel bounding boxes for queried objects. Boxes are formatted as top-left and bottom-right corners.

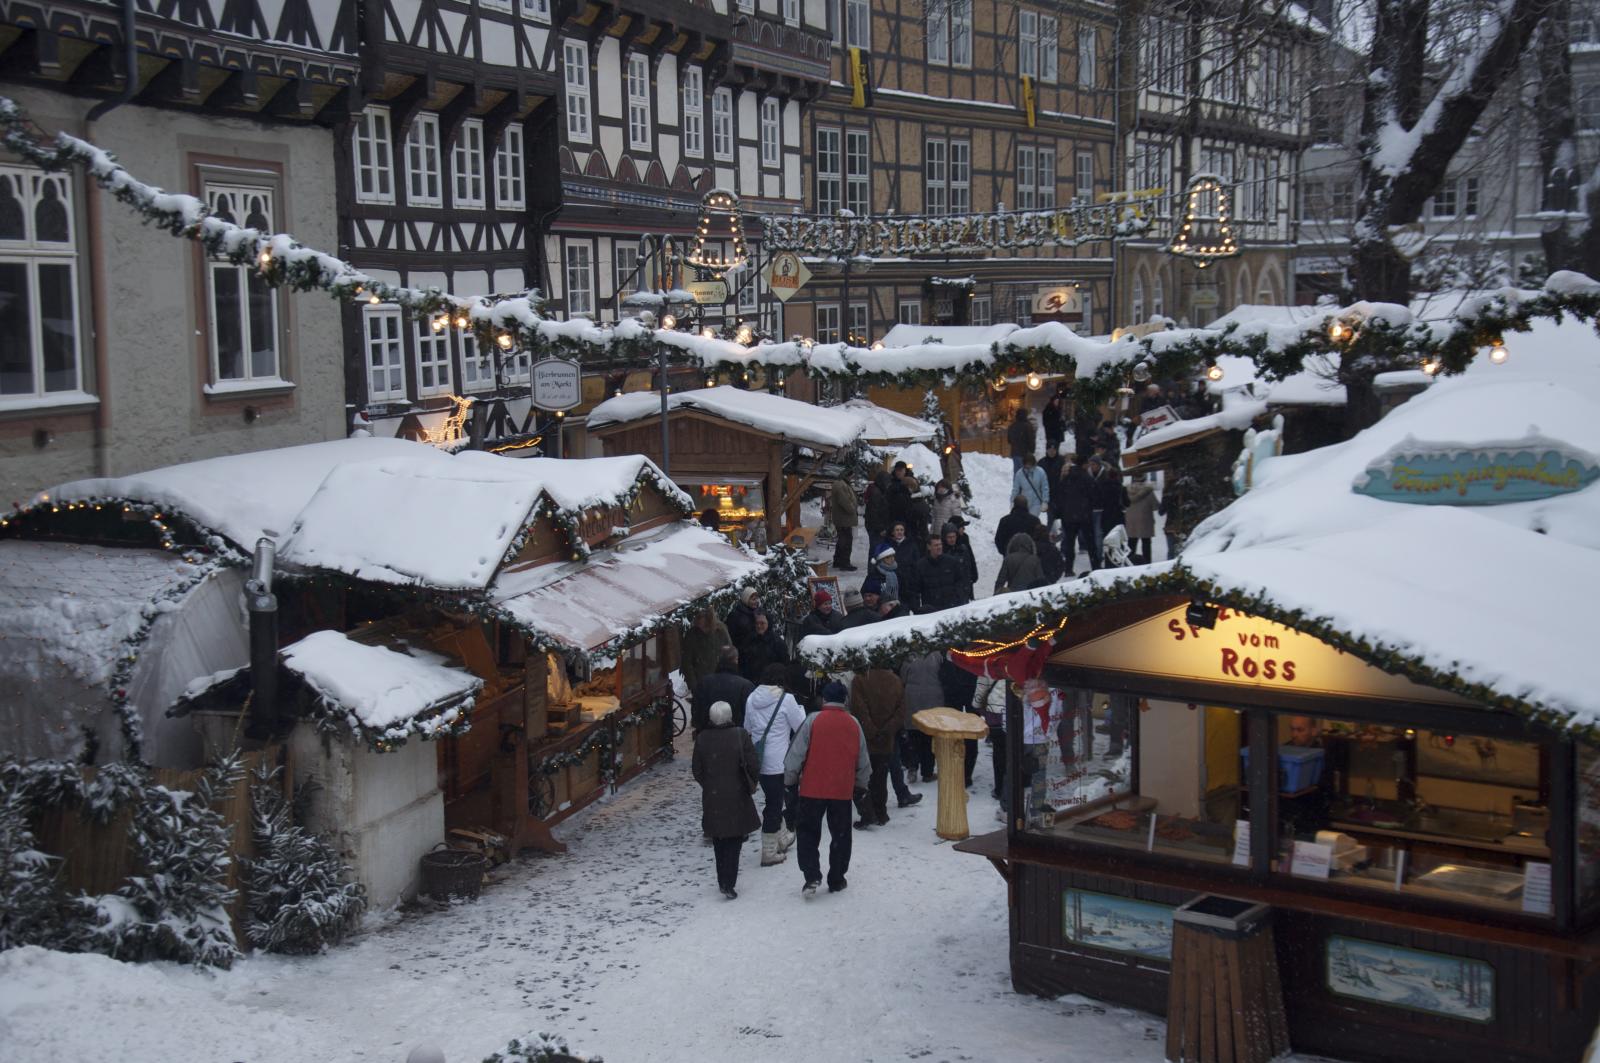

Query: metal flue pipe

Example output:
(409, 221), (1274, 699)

(244, 537), (279, 738)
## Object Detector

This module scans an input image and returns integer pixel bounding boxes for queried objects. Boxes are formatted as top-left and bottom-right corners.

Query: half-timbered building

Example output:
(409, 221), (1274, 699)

(0, 0), (359, 501)
(793, 0), (1119, 345)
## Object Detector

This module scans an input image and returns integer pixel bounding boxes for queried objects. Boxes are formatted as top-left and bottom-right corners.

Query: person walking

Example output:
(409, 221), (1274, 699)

(1031, 523), (1064, 585)
(939, 654), (981, 788)
(692, 645), (754, 733)
(1007, 407), (1036, 473)
(1041, 393), (1067, 453)
(974, 674), (1010, 802)
(1056, 458), (1098, 574)
(744, 664), (807, 867)
(994, 531), (1046, 595)
(829, 475), (859, 571)
(1039, 443), (1065, 525)
(692, 700), (761, 899)
(850, 666), (913, 827)
(899, 649), (944, 783)
(1011, 453), (1050, 518)
(681, 607), (731, 695)
(868, 541), (901, 605)
(993, 495), (1039, 558)
(1087, 457), (1127, 547)
(1124, 474), (1157, 565)
(783, 681), (871, 897)
(725, 586), (761, 649)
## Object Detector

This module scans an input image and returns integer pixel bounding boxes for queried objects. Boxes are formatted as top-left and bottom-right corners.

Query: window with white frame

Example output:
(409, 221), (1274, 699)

(406, 114), (443, 207)
(460, 330), (492, 392)
(1243, 154), (1269, 221)
(1131, 138), (1171, 198)
(363, 305), (404, 402)
(1014, 296), (1033, 326)
(1075, 290), (1092, 334)
(495, 124), (525, 209)
(1038, 148), (1056, 209)
(564, 40), (591, 142)
(452, 118), (486, 208)
(898, 298), (922, 325)
(1151, 276), (1165, 318)
(0, 167), (80, 400)
(737, 0), (753, 11)
(615, 242), (639, 296)
(503, 346), (531, 382)
(482, 0), (510, 12)
(970, 295), (992, 326)
(783, 0), (799, 26)
(845, 0), (870, 49)
(520, 0), (551, 22)
(1431, 179), (1458, 219)
(925, 138), (948, 215)
(949, 140), (970, 213)
(565, 243), (594, 317)
(712, 89), (734, 160)
(1039, 15), (1058, 81)
(352, 107), (394, 205)
(845, 130), (869, 216)
(1132, 277), (1145, 324)
(737, 265), (759, 313)
(682, 67), (704, 156)
(929, 0), (973, 67)
(1020, 10), (1038, 77)
(1329, 180), (1354, 218)
(760, 98), (781, 168)
(1077, 26), (1094, 87)
(1142, 17), (1188, 95)
(204, 181), (279, 385)
(1075, 149), (1094, 203)
(816, 128), (842, 216)
(1017, 146), (1037, 210)
(627, 54), (651, 150)
(815, 304), (841, 344)
(1462, 176), (1480, 217)
(847, 303), (869, 345)
(413, 318), (452, 396)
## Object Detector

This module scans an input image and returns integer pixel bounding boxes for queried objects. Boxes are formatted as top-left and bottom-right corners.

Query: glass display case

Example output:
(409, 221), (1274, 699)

(686, 479), (766, 532)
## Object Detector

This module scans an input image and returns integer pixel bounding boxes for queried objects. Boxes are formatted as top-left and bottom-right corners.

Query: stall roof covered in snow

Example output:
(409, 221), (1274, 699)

(840, 399), (937, 444)
(491, 522), (767, 653)
(586, 386), (866, 449)
(880, 323), (1019, 348)
(280, 630), (481, 744)
(804, 318), (1600, 729)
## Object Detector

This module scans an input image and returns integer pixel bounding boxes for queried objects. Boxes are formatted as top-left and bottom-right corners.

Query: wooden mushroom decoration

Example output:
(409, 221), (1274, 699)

(912, 707), (990, 840)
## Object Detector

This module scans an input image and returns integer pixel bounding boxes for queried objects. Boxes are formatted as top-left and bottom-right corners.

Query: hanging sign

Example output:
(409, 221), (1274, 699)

(1033, 287), (1082, 318)
(1352, 436), (1600, 505)
(759, 198), (1153, 257)
(762, 251), (812, 303)
(686, 279), (728, 305)
(1138, 405), (1181, 434)
(530, 358), (581, 411)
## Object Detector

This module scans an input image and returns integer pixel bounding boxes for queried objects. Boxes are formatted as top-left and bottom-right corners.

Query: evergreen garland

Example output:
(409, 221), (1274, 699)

(242, 766), (365, 954)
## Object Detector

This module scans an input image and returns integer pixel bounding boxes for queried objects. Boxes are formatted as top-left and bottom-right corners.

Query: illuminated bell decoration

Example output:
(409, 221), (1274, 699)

(1167, 173), (1240, 269)
(1328, 320), (1347, 342)
(685, 189), (749, 278)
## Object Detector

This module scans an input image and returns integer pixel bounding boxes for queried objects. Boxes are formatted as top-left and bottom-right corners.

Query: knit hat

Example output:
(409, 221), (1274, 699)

(860, 574), (884, 598)
(813, 589), (832, 606)
(740, 586), (759, 605)
(819, 681), (848, 708)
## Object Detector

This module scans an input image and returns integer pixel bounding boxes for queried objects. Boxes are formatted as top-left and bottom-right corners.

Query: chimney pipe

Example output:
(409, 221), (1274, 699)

(245, 537), (279, 738)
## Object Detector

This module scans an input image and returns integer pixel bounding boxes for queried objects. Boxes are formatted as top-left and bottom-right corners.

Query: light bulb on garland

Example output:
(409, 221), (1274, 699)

(1489, 339), (1509, 364)
(1206, 362), (1224, 382)
(1328, 321), (1347, 342)
(661, 313), (677, 330)
(1026, 372), (1043, 391)
(496, 333), (513, 350)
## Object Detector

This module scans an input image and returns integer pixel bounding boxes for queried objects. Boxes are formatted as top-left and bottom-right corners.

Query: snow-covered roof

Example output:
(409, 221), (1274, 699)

(840, 399), (937, 443)
(880, 324), (1019, 348)
(1207, 352), (1347, 406)
(804, 318), (1600, 728)
(280, 630), (481, 746)
(891, 443), (945, 480)
(1126, 398), (1269, 460)
(48, 437), (447, 553)
(587, 386), (866, 449)
(490, 522), (767, 653)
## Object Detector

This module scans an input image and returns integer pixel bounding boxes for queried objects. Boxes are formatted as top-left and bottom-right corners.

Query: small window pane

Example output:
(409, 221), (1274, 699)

(38, 262), (76, 392)
(0, 261), (34, 394)
(33, 178), (69, 243)
(212, 264), (245, 380)
(247, 271), (276, 378)
(0, 174), (24, 240)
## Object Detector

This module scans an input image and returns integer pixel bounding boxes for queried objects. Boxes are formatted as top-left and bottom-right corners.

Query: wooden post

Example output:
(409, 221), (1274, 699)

(913, 708), (989, 841)
(766, 439), (784, 546)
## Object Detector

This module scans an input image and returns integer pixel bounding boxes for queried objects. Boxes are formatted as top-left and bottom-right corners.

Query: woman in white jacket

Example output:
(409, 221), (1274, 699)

(744, 663), (808, 866)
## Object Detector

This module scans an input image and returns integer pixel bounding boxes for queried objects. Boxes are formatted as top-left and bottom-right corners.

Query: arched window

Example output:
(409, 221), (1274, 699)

(1132, 275), (1145, 324)
(1151, 274), (1165, 318)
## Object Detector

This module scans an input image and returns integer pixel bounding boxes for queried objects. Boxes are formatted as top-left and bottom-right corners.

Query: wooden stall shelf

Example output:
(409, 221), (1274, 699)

(1166, 896), (1289, 1063)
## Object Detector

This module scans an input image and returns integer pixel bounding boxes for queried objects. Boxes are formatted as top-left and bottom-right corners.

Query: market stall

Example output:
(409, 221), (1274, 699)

(797, 327), (1600, 1063)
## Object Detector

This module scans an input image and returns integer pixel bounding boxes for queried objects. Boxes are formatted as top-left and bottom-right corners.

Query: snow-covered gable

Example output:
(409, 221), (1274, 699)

(280, 630), (481, 746)
(48, 437), (447, 553)
(840, 399), (937, 444)
(587, 386), (866, 450)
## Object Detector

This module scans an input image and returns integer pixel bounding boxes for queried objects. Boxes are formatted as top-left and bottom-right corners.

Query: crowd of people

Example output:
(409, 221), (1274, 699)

(689, 388), (1176, 900)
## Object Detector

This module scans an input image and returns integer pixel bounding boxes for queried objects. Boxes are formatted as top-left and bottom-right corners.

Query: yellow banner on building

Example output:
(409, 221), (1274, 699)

(1021, 74), (1036, 128)
(849, 47), (873, 108)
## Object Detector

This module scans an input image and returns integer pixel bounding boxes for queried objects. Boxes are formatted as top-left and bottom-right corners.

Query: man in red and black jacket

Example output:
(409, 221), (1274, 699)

(783, 680), (871, 897)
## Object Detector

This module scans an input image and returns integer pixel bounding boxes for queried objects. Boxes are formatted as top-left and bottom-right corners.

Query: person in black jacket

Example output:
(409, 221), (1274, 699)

(1086, 457), (1127, 545)
(799, 590), (846, 640)
(886, 521), (922, 608)
(1032, 523), (1064, 585)
(1041, 394), (1067, 453)
(913, 534), (964, 612)
(725, 586), (761, 649)
(993, 495), (1040, 557)
(1056, 459), (1098, 574)
(941, 521), (978, 605)
(864, 469), (893, 546)
(693, 646), (755, 732)
(1039, 442), (1065, 525)
(938, 655), (981, 787)
(886, 462), (915, 531)
(738, 611), (789, 684)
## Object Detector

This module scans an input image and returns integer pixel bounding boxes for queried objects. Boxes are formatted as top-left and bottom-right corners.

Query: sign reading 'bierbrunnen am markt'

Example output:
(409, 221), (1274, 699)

(1352, 436), (1600, 505)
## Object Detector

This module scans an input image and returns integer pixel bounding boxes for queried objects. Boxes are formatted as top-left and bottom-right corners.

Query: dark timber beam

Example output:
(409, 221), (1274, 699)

(389, 71), (436, 139)
(438, 81), (480, 148)
(69, 42), (122, 90)
(483, 87), (525, 148)
(0, 28), (61, 79)
(138, 57), (201, 105)
(264, 77), (315, 119)
(206, 67), (260, 112)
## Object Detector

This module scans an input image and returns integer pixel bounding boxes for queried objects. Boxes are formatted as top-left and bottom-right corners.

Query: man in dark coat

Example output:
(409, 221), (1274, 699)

(938, 655), (982, 787)
(737, 611), (788, 683)
(680, 607), (731, 695)
(1041, 394), (1067, 452)
(1087, 457), (1127, 546)
(850, 667), (910, 828)
(1039, 443), (1065, 521)
(692, 699), (761, 899)
(886, 462), (916, 533)
(829, 476), (859, 571)
(993, 495), (1040, 557)
(913, 534), (964, 613)
(692, 645), (755, 732)
(842, 578), (885, 629)
(941, 521), (978, 605)
(994, 531), (1045, 594)
(799, 590), (846, 640)
(1006, 408), (1036, 473)
(784, 681), (871, 896)
(863, 470), (892, 546)
(1032, 524), (1064, 585)
(1055, 459), (1098, 574)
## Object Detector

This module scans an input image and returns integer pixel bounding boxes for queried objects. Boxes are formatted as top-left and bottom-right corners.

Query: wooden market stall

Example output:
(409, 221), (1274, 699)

(586, 385), (865, 545)
(797, 350), (1600, 1063)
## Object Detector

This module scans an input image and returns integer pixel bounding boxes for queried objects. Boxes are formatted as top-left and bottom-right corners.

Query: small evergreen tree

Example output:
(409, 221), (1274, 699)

(242, 766), (365, 954)
(0, 782), (62, 949)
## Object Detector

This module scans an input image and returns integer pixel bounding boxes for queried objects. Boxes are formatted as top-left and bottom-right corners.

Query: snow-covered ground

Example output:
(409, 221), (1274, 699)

(2, 741), (1187, 1063)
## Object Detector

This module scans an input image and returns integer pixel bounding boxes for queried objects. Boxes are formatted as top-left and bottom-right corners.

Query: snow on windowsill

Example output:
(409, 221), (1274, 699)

(203, 378), (294, 398)
(0, 390), (100, 414)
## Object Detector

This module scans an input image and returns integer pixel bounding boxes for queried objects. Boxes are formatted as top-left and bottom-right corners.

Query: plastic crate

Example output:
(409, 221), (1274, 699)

(1240, 745), (1326, 793)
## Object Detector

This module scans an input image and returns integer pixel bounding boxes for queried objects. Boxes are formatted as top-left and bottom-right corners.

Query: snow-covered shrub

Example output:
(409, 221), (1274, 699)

(0, 781), (62, 949)
(483, 1032), (601, 1063)
(242, 766), (364, 954)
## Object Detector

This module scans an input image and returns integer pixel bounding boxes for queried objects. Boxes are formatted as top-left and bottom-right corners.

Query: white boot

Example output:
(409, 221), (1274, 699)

(760, 831), (786, 866)
(777, 825), (795, 853)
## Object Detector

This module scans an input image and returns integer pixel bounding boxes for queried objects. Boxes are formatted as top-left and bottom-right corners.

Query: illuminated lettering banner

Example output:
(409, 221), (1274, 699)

(758, 200), (1152, 257)
(1353, 437), (1600, 505)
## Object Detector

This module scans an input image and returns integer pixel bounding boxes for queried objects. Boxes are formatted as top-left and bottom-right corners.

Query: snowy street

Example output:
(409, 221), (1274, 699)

(2, 737), (1184, 1063)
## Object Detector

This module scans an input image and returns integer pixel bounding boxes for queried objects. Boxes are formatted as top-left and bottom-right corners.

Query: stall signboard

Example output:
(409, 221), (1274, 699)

(1053, 604), (1472, 704)
(1138, 405), (1181, 434)
(686, 279), (728, 304)
(762, 252), (811, 303)
(1353, 436), (1600, 505)
(1033, 286), (1083, 319)
(531, 358), (581, 411)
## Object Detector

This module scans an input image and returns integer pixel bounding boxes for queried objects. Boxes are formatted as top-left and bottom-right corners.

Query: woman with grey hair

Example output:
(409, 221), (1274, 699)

(692, 700), (761, 899)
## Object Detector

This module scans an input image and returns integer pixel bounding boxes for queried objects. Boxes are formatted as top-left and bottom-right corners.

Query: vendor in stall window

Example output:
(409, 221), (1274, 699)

(1288, 716), (1323, 747)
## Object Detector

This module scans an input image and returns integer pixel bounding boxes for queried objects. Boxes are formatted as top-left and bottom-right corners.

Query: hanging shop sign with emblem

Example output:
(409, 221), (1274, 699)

(1352, 437), (1600, 505)
(762, 251), (812, 303)
(530, 358), (582, 411)
(1033, 287), (1083, 319)
(686, 279), (728, 305)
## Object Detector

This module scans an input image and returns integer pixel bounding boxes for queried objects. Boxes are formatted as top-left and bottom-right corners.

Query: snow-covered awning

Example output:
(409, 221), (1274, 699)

(840, 398), (937, 444)
(280, 630), (482, 747)
(490, 522), (768, 654)
(587, 385), (866, 450)
(880, 323), (1019, 348)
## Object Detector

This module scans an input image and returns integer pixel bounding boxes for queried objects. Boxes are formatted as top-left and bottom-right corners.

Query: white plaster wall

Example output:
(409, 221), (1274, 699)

(0, 89), (344, 501)
(596, 38), (622, 119)
(657, 53), (679, 126)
